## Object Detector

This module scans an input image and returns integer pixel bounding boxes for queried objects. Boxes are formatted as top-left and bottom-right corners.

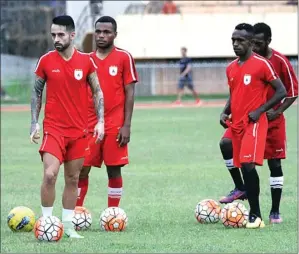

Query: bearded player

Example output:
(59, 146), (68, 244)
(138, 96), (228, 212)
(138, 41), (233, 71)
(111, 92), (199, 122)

(219, 22), (298, 224)
(30, 15), (104, 238)
(76, 16), (138, 208)
(220, 23), (286, 228)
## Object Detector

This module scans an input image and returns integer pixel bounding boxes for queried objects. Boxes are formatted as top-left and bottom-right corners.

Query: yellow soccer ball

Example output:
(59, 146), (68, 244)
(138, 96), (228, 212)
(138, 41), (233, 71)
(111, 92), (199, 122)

(7, 206), (36, 232)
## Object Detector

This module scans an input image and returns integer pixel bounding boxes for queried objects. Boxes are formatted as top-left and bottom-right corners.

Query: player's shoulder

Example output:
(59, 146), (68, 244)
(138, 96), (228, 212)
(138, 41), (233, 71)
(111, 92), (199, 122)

(271, 49), (291, 65)
(114, 47), (134, 59)
(37, 50), (56, 61)
(76, 49), (93, 59)
(252, 54), (272, 67)
(226, 58), (238, 70)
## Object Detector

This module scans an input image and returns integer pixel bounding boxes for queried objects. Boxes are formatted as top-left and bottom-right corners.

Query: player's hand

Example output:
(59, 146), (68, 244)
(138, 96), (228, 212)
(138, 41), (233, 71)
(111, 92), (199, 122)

(266, 108), (280, 121)
(117, 126), (130, 147)
(30, 123), (40, 144)
(93, 121), (104, 144)
(248, 109), (262, 123)
(220, 113), (229, 129)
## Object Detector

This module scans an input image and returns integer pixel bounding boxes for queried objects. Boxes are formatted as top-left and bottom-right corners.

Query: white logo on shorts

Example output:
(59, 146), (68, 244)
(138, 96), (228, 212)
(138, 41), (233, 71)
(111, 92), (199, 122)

(276, 148), (284, 152)
(243, 154), (252, 158)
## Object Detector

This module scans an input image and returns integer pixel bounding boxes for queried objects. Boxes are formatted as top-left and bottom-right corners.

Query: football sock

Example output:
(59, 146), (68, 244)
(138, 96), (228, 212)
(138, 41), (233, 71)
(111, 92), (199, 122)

(270, 175), (283, 213)
(108, 176), (123, 207)
(225, 159), (245, 191)
(62, 208), (74, 223)
(41, 206), (53, 217)
(76, 177), (89, 207)
(242, 167), (261, 218)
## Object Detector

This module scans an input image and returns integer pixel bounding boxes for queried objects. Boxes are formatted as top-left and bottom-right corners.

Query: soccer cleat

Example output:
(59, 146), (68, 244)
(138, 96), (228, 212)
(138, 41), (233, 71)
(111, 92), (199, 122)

(195, 99), (201, 105)
(219, 188), (247, 204)
(246, 214), (265, 229)
(63, 221), (84, 239)
(269, 212), (283, 224)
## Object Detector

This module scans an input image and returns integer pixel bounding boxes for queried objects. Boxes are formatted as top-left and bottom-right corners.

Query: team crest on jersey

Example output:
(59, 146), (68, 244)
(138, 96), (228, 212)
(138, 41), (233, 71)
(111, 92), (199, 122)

(109, 66), (118, 76)
(243, 74), (251, 85)
(74, 69), (83, 80)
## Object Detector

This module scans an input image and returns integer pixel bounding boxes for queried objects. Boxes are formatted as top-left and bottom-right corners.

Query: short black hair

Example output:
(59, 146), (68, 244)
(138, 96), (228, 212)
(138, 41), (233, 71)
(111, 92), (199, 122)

(235, 23), (254, 34)
(253, 22), (272, 40)
(52, 15), (75, 31)
(95, 16), (117, 32)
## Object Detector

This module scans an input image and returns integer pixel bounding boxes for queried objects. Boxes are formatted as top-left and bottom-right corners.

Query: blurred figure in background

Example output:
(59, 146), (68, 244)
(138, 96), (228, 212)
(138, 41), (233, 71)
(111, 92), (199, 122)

(174, 47), (200, 105)
(162, 0), (177, 14)
(0, 82), (18, 102)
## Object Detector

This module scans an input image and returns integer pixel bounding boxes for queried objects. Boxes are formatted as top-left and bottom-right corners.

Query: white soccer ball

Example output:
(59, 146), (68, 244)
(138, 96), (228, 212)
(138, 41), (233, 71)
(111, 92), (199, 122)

(99, 207), (128, 231)
(72, 206), (92, 231)
(195, 199), (221, 223)
(33, 216), (64, 242)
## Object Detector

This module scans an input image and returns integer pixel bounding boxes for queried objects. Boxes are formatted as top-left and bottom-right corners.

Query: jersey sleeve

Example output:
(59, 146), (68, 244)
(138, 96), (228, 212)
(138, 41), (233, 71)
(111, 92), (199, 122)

(187, 58), (192, 66)
(262, 60), (278, 83)
(88, 56), (97, 75)
(123, 52), (138, 86)
(280, 58), (298, 98)
(34, 55), (47, 80)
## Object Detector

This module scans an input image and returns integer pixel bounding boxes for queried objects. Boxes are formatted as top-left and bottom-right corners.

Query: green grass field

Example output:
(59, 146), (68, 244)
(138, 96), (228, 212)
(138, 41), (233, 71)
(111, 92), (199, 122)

(1, 105), (298, 253)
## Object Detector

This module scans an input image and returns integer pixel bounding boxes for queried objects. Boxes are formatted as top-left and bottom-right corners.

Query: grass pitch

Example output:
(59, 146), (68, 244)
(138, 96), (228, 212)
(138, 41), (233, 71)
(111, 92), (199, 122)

(1, 105), (297, 253)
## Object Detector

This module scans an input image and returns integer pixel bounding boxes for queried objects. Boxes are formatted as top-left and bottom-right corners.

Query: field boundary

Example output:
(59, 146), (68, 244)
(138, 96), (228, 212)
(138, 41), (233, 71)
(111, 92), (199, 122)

(1, 100), (227, 112)
(1, 100), (297, 112)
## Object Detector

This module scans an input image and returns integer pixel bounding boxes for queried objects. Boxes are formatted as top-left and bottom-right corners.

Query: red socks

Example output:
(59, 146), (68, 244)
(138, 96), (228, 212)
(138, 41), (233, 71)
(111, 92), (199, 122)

(76, 177), (89, 207)
(76, 176), (123, 208)
(108, 177), (123, 207)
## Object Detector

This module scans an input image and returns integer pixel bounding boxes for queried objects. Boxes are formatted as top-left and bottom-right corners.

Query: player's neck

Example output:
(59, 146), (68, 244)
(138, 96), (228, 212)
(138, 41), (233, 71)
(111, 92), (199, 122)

(58, 46), (75, 61)
(265, 48), (272, 59)
(238, 49), (253, 63)
(96, 45), (114, 60)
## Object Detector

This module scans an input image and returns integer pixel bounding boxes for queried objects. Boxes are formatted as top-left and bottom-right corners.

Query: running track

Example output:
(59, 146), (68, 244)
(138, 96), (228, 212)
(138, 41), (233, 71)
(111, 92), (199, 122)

(1, 100), (227, 112)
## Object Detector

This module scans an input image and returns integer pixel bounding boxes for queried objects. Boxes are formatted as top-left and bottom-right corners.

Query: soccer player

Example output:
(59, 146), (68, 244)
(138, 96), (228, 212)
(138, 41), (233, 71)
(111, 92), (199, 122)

(174, 47), (200, 105)
(220, 23), (286, 228)
(219, 23), (298, 224)
(30, 15), (104, 238)
(76, 16), (138, 208)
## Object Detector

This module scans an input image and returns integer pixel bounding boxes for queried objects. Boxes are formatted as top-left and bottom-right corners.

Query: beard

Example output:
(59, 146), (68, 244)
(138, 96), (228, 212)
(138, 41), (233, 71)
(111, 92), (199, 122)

(97, 41), (113, 49)
(54, 41), (70, 52)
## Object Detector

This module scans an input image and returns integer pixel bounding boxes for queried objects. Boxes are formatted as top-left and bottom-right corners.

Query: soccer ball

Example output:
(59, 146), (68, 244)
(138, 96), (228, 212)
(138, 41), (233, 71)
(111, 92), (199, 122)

(99, 207), (128, 231)
(220, 202), (249, 228)
(73, 206), (92, 231)
(195, 199), (221, 223)
(33, 216), (64, 241)
(7, 206), (36, 232)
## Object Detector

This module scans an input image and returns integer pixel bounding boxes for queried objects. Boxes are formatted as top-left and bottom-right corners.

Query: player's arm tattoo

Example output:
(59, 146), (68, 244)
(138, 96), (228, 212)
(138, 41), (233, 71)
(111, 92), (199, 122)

(31, 75), (46, 124)
(258, 78), (287, 113)
(222, 95), (231, 115)
(124, 83), (136, 127)
(88, 71), (104, 123)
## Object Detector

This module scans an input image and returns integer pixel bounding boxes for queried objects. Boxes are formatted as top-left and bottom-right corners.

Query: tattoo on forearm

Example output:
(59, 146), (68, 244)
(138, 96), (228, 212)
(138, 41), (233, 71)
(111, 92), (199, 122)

(31, 76), (46, 124)
(88, 72), (104, 123)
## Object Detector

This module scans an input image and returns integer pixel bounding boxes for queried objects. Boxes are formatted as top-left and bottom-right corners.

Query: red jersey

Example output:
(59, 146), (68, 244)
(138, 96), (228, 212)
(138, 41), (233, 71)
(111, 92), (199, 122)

(226, 54), (278, 125)
(88, 47), (138, 134)
(35, 49), (97, 137)
(267, 49), (298, 110)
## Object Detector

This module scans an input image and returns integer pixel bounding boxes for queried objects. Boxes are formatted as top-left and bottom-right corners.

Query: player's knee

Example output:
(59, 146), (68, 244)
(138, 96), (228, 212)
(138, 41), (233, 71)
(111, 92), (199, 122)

(241, 163), (255, 173)
(268, 159), (283, 177)
(79, 166), (91, 179)
(43, 169), (58, 186)
(106, 166), (122, 179)
(65, 171), (80, 186)
(219, 138), (233, 157)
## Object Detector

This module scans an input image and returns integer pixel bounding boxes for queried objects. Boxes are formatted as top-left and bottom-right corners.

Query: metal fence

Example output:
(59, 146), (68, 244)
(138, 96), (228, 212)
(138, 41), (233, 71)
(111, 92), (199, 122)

(1, 54), (298, 98)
